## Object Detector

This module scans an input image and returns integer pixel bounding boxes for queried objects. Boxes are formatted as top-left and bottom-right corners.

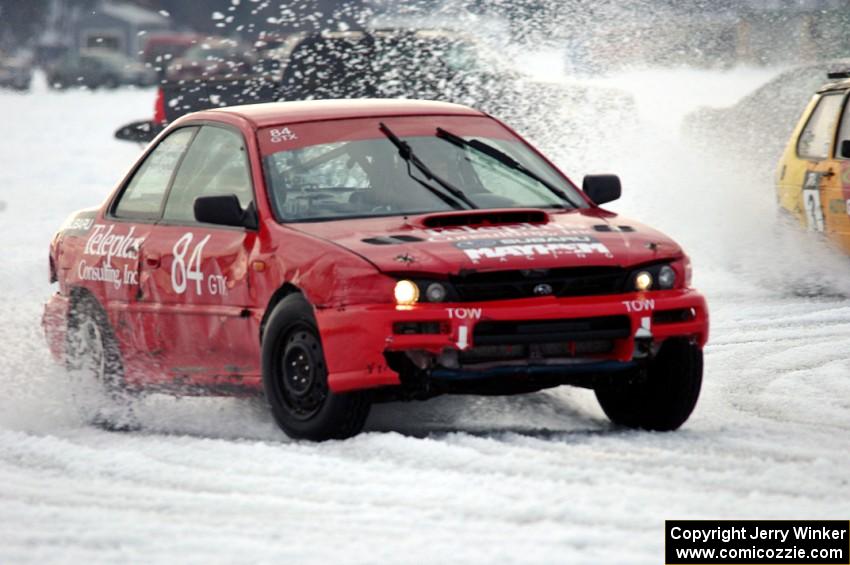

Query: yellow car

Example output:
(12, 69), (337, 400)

(777, 70), (850, 252)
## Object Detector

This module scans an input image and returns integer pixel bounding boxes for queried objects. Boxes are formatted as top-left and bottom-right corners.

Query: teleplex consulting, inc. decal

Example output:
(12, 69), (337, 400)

(77, 224), (144, 289)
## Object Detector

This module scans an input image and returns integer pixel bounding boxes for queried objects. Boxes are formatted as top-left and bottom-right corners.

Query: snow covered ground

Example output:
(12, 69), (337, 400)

(1, 68), (849, 564)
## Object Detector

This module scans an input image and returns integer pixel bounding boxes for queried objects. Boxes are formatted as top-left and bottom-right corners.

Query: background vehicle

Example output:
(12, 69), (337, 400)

(776, 69), (850, 253)
(141, 32), (203, 68)
(46, 99), (708, 441)
(47, 50), (157, 89)
(163, 38), (257, 82)
(0, 50), (34, 91)
(114, 28), (636, 148)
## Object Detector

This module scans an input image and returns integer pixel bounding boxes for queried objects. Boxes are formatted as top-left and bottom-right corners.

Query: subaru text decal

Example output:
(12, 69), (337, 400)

(455, 235), (612, 262)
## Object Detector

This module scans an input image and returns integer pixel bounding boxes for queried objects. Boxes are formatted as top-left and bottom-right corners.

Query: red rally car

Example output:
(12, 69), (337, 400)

(44, 99), (709, 440)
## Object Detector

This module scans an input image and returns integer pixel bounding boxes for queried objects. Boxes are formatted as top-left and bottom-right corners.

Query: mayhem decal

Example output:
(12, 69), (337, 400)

(455, 235), (612, 262)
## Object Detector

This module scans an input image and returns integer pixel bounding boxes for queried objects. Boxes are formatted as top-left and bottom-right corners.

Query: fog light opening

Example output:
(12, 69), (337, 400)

(658, 265), (676, 289)
(425, 282), (447, 302)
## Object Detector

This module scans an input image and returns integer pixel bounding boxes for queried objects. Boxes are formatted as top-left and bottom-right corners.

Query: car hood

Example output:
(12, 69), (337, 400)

(288, 209), (684, 275)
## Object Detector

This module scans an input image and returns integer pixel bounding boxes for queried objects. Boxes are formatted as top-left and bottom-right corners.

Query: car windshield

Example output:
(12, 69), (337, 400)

(260, 115), (584, 222)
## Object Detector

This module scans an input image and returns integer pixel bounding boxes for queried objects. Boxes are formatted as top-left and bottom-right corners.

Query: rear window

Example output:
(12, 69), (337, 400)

(259, 116), (584, 222)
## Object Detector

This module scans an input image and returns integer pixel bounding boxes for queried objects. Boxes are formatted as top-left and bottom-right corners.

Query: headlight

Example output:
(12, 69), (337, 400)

(658, 265), (676, 289)
(424, 282), (447, 303)
(634, 271), (653, 291)
(394, 280), (419, 305)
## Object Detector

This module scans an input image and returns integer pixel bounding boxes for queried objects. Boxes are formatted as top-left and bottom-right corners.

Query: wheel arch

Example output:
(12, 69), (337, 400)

(67, 285), (100, 319)
(259, 282), (306, 343)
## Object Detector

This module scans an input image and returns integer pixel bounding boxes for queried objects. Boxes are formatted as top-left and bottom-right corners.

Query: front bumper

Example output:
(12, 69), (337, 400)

(316, 289), (709, 392)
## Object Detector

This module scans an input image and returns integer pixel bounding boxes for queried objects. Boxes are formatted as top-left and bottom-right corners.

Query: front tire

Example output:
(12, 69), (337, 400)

(595, 338), (702, 431)
(66, 293), (139, 430)
(262, 294), (370, 441)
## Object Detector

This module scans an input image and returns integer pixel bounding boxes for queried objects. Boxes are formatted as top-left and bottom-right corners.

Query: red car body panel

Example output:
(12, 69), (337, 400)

(317, 289), (708, 392)
(44, 99), (709, 395)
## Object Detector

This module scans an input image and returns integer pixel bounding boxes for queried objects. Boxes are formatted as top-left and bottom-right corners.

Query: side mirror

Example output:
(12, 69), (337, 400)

(194, 195), (258, 229)
(582, 174), (622, 205)
(841, 139), (850, 159)
(114, 119), (162, 143)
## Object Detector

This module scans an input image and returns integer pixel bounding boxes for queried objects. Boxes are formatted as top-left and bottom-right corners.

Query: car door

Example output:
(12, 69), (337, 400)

(107, 126), (198, 385)
(138, 124), (261, 386)
(826, 92), (850, 253)
(795, 91), (845, 236)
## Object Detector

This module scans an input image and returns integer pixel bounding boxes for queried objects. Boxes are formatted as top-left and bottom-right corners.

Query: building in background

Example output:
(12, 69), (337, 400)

(37, 0), (173, 62)
(75, 1), (171, 58)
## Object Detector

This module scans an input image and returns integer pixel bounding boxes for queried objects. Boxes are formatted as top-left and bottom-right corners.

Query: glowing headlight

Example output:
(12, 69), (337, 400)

(394, 280), (419, 305)
(635, 271), (653, 291)
(658, 265), (676, 289)
(425, 282), (447, 302)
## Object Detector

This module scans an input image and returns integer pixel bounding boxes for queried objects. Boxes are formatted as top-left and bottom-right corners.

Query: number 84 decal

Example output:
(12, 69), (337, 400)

(171, 233), (228, 296)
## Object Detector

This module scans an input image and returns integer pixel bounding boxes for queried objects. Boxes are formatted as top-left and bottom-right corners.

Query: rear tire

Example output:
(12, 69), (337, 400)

(262, 294), (371, 441)
(66, 293), (139, 430)
(595, 339), (702, 431)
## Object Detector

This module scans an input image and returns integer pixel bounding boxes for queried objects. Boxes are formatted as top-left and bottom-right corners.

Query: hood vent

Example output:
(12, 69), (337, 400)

(594, 224), (636, 233)
(362, 234), (425, 245)
(421, 209), (548, 229)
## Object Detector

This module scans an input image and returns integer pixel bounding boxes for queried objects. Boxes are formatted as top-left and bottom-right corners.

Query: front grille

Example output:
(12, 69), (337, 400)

(653, 308), (696, 325)
(473, 316), (631, 346)
(450, 267), (628, 301)
(459, 340), (615, 364)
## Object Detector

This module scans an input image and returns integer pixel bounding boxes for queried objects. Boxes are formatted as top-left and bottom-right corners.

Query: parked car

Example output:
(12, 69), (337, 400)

(775, 68), (850, 254)
(45, 99), (708, 440)
(47, 50), (157, 89)
(141, 32), (204, 79)
(164, 39), (257, 82)
(0, 50), (34, 91)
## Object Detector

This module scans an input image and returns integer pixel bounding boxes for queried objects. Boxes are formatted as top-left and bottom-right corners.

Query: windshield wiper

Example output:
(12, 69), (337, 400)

(436, 127), (581, 209)
(379, 122), (477, 209)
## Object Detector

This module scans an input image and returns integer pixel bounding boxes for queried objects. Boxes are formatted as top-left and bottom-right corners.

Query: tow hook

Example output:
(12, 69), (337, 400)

(633, 337), (653, 359)
(633, 317), (654, 359)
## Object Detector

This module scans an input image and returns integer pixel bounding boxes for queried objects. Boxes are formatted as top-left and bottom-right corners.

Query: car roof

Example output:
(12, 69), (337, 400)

(203, 99), (486, 128)
(813, 58), (850, 93)
(819, 78), (850, 93)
